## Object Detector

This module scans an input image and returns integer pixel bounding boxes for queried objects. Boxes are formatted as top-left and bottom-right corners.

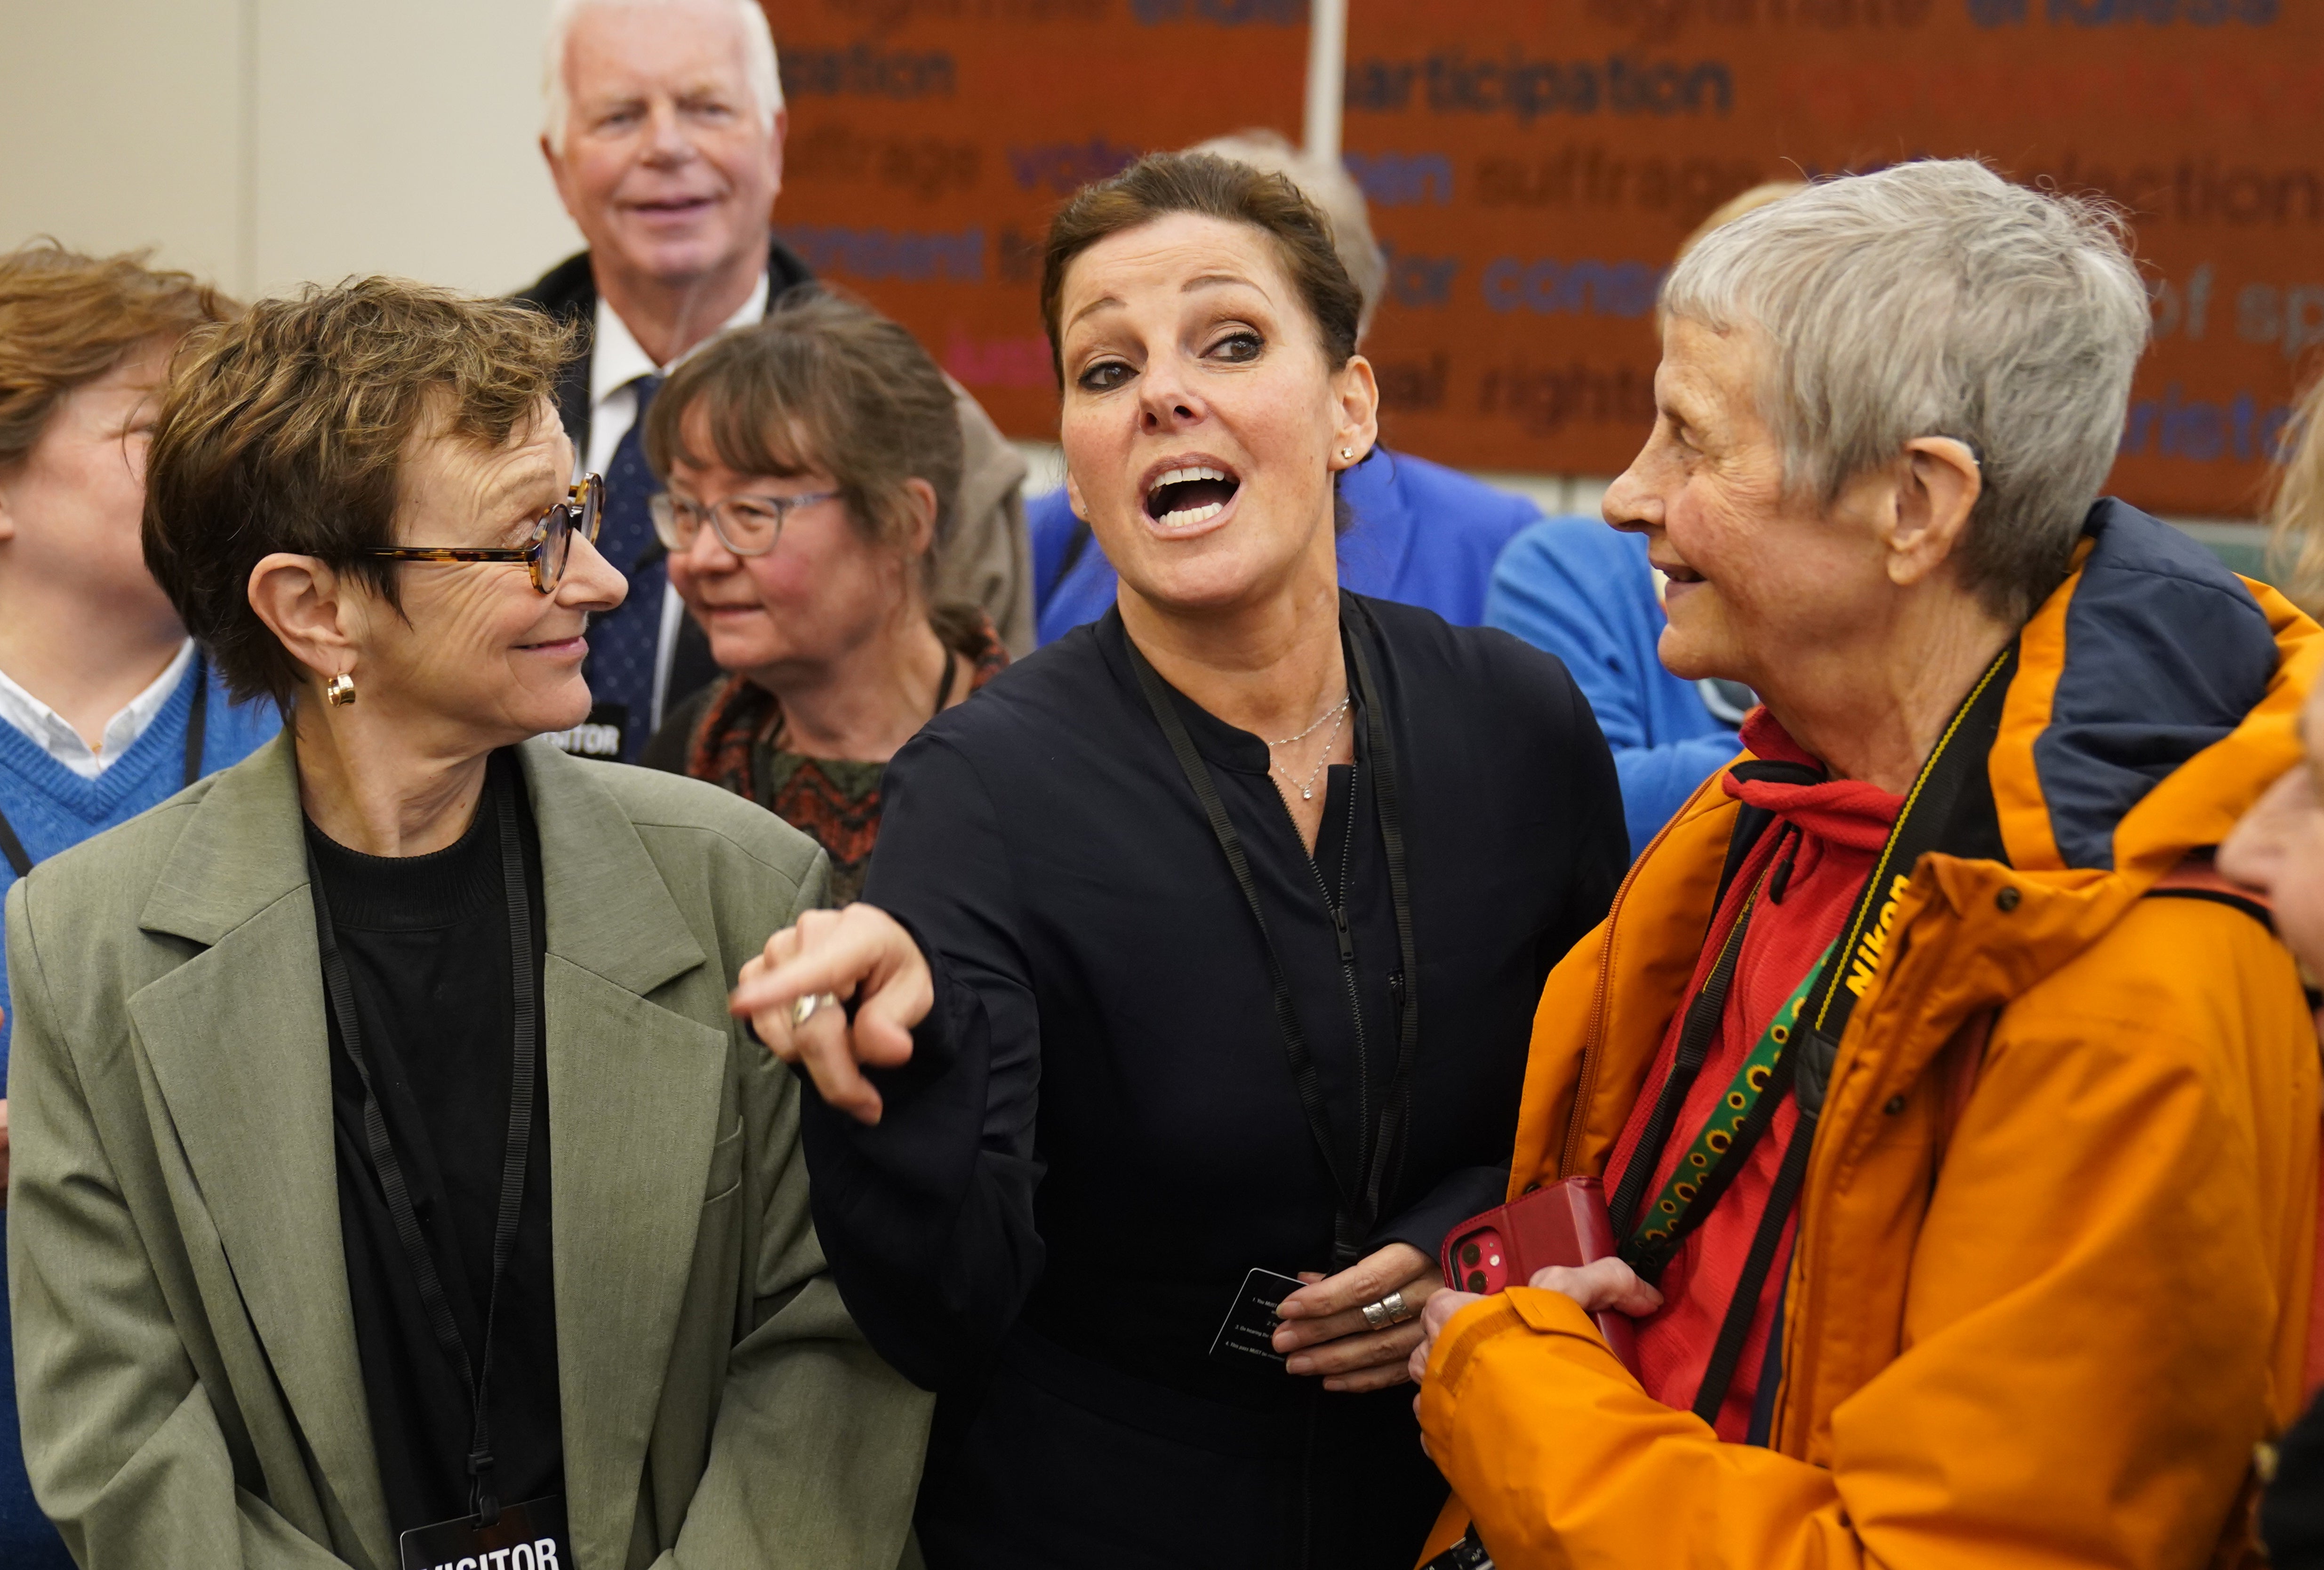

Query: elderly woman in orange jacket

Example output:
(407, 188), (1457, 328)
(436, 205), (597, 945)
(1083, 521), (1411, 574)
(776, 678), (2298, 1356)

(1408, 159), (2322, 1570)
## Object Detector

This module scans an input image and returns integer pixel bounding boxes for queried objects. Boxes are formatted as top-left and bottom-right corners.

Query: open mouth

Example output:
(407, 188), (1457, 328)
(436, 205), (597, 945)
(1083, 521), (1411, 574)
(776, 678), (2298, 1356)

(1144, 463), (1241, 529)
(632, 195), (717, 220)
(1657, 560), (1706, 586)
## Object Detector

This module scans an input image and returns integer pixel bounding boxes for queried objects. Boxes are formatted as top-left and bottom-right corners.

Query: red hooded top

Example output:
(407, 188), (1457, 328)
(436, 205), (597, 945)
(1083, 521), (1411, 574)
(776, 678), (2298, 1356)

(1604, 710), (1901, 1438)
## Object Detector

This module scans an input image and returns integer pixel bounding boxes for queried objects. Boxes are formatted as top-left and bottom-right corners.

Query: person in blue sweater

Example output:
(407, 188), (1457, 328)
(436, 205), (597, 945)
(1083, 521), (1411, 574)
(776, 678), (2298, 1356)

(1480, 188), (1812, 854)
(1485, 517), (1744, 855)
(1030, 130), (1542, 644)
(0, 244), (278, 1566)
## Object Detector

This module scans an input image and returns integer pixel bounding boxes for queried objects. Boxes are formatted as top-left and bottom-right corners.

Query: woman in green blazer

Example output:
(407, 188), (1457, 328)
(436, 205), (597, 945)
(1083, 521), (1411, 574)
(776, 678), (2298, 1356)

(1, 278), (929, 1570)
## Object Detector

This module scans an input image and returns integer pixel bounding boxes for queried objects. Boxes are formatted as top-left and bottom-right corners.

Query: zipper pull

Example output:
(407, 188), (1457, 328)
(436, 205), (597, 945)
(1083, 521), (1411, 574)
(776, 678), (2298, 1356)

(1331, 904), (1354, 963)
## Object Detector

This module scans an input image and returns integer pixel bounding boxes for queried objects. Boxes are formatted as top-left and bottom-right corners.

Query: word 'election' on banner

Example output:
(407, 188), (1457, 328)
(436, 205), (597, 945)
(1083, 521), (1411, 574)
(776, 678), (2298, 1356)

(766, 0), (2321, 518)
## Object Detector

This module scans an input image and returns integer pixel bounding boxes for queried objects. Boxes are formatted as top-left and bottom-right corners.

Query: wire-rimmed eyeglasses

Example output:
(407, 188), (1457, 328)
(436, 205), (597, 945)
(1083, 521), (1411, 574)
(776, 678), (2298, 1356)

(649, 488), (840, 559)
(357, 474), (604, 595)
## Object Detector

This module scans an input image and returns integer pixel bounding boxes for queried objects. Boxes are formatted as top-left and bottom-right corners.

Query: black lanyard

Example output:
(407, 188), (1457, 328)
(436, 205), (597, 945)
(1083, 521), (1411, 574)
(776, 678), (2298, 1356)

(0, 652), (208, 879)
(305, 772), (539, 1525)
(1125, 593), (1424, 1269)
(1608, 641), (2018, 1426)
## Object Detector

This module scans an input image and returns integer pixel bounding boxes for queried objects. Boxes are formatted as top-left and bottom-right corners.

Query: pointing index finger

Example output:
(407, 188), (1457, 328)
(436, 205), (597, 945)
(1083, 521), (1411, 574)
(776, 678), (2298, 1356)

(729, 940), (879, 1019)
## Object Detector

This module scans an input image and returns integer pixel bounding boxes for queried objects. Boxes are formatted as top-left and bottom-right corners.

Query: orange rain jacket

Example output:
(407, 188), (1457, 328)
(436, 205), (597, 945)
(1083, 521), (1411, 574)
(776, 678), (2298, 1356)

(1418, 503), (2324, 1570)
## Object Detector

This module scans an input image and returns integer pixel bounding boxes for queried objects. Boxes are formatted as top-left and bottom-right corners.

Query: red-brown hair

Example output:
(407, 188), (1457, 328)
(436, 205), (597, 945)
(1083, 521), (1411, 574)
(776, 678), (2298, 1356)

(0, 241), (232, 469)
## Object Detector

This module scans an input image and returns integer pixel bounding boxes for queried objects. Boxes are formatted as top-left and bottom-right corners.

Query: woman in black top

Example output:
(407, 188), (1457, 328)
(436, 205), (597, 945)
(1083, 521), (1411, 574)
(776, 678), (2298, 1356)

(734, 153), (1625, 1569)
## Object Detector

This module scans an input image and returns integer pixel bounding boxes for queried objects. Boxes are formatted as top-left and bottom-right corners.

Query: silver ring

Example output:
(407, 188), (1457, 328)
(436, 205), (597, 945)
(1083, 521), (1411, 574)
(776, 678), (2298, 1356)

(791, 991), (839, 1027)
(1361, 1299), (1393, 1332)
(1380, 1288), (1415, 1324)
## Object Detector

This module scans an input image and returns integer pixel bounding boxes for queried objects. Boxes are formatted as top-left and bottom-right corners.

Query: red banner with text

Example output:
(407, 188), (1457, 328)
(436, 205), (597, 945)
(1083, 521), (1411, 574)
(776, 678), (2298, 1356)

(1345, 0), (2322, 515)
(771, 0), (2324, 517)
(763, 0), (1308, 442)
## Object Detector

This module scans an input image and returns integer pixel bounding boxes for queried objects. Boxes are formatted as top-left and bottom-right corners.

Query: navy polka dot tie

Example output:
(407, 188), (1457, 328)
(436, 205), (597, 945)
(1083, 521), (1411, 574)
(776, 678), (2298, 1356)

(587, 372), (665, 762)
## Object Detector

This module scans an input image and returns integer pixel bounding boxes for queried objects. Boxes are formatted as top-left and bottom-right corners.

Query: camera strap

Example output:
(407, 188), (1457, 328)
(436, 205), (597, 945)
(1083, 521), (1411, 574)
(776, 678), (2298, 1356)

(1126, 594), (1422, 1268)
(305, 768), (538, 1525)
(1605, 642), (2017, 1425)
(0, 651), (208, 880)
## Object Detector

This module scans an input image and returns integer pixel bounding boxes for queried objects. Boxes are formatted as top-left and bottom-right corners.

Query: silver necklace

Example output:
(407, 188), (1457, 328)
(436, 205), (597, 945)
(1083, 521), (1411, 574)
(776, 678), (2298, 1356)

(1269, 694), (1351, 802)
(1270, 694), (1350, 748)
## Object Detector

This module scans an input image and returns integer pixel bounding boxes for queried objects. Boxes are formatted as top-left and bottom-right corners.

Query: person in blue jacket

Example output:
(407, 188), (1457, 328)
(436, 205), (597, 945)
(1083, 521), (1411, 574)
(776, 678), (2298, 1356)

(0, 244), (279, 1567)
(1480, 186), (1814, 854)
(1486, 517), (1745, 855)
(1030, 130), (1542, 644)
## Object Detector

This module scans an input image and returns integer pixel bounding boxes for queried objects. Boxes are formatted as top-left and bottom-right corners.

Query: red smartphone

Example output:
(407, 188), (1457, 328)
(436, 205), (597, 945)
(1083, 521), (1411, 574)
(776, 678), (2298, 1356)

(1438, 1175), (1640, 1374)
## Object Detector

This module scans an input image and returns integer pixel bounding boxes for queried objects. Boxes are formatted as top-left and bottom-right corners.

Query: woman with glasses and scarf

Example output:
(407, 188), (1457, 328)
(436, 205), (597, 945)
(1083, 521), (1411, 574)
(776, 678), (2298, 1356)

(3, 277), (928, 1568)
(641, 290), (1007, 903)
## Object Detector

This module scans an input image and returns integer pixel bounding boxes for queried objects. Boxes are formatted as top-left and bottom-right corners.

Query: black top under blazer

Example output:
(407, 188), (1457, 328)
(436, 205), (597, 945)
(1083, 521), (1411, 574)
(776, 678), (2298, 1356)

(801, 594), (1626, 1569)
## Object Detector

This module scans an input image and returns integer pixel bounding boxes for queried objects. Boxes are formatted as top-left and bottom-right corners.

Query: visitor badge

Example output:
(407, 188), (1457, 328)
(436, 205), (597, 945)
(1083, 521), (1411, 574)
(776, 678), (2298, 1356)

(399, 1494), (571, 1570)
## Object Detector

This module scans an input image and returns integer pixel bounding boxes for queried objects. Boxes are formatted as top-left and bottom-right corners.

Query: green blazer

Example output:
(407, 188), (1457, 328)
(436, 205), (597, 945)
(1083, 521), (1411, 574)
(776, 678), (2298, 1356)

(3, 734), (931, 1569)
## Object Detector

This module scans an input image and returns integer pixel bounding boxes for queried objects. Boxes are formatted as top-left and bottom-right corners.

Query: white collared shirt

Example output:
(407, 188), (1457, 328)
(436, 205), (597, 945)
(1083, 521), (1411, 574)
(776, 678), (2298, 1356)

(0, 639), (196, 780)
(583, 271), (769, 732)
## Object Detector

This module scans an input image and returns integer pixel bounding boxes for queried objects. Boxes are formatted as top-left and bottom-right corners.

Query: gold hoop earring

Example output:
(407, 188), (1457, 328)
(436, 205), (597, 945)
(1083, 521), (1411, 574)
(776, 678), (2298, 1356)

(324, 673), (357, 708)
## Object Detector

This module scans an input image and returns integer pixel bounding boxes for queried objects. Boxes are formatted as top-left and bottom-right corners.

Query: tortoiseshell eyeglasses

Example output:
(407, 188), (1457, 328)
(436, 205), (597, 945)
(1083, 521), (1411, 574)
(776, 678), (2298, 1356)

(357, 474), (604, 595)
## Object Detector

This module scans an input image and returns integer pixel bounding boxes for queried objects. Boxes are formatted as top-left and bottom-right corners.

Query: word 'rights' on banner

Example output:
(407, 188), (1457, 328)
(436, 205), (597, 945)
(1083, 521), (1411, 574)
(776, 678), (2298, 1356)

(769, 0), (2319, 518)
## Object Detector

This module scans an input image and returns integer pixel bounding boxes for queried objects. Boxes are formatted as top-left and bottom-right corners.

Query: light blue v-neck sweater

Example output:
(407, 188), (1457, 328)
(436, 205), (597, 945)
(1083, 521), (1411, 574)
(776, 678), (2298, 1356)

(0, 655), (279, 1075)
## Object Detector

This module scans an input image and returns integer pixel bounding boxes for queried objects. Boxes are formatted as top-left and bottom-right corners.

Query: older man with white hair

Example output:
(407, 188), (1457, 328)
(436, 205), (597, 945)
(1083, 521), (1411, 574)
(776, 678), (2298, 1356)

(521, 0), (1030, 765)
(1406, 159), (2323, 1569)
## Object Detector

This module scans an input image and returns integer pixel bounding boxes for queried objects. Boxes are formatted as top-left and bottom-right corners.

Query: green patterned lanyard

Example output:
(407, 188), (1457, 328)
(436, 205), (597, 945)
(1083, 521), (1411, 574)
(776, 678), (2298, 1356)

(1628, 938), (1837, 1257)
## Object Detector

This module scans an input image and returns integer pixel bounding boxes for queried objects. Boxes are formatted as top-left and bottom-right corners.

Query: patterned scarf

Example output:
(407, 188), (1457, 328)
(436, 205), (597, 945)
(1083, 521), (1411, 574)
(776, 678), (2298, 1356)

(685, 610), (1010, 902)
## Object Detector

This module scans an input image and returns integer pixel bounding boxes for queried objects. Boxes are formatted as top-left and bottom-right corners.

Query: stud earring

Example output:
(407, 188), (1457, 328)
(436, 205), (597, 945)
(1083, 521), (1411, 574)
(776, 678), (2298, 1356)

(324, 672), (357, 708)
(1339, 446), (1355, 462)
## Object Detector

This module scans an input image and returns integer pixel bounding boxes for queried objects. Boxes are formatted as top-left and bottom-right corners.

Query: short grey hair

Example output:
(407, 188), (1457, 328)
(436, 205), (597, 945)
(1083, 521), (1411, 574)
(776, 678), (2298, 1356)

(1662, 159), (2149, 622)
(1190, 129), (1386, 343)
(542, 0), (783, 155)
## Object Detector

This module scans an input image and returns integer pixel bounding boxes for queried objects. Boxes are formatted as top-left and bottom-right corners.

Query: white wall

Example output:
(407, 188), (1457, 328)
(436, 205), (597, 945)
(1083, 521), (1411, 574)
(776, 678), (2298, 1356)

(0, 0), (248, 288)
(0, 0), (584, 299)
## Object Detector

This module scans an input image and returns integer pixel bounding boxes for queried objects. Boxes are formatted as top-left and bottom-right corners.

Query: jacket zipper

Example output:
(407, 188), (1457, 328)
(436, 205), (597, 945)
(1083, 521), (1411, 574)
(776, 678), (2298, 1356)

(1298, 1395), (1318, 1568)
(1277, 766), (1377, 1192)
(1309, 776), (1372, 1161)
(1556, 844), (1650, 1177)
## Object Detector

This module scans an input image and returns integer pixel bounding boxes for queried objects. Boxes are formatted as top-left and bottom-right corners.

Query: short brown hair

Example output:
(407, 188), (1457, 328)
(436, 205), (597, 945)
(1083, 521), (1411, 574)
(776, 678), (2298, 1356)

(144, 277), (576, 706)
(1039, 151), (1363, 384)
(0, 242), (231, 469)
(644, 287), (963, 568)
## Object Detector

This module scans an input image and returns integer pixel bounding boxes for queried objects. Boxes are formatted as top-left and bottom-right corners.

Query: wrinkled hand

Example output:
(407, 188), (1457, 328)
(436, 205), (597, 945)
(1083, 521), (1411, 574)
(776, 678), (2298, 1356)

(729, 905), (932, 1125)
(1407, 1256), (1662, 1390)
(1270, 1242), (1442, 1393)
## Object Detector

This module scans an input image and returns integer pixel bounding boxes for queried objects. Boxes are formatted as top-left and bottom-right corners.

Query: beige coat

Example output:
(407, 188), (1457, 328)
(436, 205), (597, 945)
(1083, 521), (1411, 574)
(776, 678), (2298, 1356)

(4, 735), (932, 1569)
(939, 378), (1034, 659)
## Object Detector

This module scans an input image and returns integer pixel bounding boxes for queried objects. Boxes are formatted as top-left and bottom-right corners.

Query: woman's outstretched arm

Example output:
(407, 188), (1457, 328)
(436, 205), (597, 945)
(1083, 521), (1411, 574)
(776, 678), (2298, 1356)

(732, 733), (1045, 1393)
